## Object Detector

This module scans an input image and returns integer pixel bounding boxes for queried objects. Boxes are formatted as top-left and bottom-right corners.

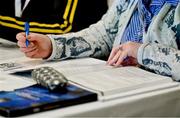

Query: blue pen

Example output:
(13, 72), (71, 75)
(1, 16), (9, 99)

(25, 22), (30, 47)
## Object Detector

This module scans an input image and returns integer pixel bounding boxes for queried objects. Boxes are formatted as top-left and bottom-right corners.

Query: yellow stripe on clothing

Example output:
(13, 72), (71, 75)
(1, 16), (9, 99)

(0, 15), (24, 25)
(0, 21), (71, 34)
(63, 0), (73, 20)
(0, 15), (68, 28)
(69, 0), (78, 23)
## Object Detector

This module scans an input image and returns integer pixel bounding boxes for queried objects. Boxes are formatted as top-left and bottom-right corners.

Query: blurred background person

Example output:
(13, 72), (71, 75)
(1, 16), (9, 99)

(0, 0), (108, 42)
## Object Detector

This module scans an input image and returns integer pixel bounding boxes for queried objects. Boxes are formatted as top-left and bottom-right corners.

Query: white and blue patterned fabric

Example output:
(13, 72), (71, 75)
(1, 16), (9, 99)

(121, 0), (179, 44)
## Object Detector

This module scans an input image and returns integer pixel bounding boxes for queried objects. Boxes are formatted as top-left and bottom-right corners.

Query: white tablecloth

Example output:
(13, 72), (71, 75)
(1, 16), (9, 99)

(24, 86), (180, 117)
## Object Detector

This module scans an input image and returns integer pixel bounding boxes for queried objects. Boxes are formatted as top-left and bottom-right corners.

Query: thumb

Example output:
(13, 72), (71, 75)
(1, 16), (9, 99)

(27, 33), (51, 46)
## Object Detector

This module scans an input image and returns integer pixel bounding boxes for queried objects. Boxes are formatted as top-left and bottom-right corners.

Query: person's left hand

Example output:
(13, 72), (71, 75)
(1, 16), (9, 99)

(107, 41), (142, 67)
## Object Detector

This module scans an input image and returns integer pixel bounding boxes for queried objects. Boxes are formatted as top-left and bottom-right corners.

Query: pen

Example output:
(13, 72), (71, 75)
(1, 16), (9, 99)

(25, 22), (30, 47)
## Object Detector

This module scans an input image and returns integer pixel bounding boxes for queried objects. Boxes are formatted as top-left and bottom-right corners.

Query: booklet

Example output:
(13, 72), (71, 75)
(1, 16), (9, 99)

(1, 58), (179, 101)
(0, 84), (97, 117)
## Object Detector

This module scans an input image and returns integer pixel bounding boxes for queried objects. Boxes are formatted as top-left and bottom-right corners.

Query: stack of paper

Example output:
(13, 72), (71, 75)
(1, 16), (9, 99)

(1, 58), (178, 101)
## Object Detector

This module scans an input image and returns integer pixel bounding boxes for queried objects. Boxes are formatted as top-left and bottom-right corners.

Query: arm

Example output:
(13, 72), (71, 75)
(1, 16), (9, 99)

(138, 4), (180, 81)
(106, 4), (180, 81)
(138, 42), (180, 81)
(48, 0), (130, 60)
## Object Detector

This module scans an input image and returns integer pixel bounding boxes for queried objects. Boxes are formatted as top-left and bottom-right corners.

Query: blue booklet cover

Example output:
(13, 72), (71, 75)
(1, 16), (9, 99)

(0, 84), (97, 117)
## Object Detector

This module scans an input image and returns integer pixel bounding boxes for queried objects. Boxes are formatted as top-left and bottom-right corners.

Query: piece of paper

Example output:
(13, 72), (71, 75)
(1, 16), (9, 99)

(67, 67), (175, 96)
(0, 58), (179, 100)
(0, 73), (35, 91)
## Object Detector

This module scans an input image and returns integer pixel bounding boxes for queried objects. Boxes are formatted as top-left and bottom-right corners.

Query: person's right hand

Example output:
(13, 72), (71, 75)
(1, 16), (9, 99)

(16, 32), (52, 59)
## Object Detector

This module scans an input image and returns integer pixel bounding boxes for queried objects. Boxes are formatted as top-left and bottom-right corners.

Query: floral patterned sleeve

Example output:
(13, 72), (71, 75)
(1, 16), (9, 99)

(137, 4), (180, 81)
(47, 0), (130, 60)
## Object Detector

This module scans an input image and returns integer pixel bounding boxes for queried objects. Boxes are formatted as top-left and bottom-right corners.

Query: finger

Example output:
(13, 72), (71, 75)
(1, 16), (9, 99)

(19, 46), (35, 53)
(17, 33), (32, 47)
(25, 48), (38, 58)
(108, 49), (122, 66)
(114, 51), (127, 67)
(20, 47), (27, 53)
(107, 45), (122, 63)
(17, 41), (26, 48)
(16, 32), (26, 41)
(107, 47), (118, 62)
(20, 45), (37, 53)
(27, 33), (41, 42)
(17, 41), (35, 48)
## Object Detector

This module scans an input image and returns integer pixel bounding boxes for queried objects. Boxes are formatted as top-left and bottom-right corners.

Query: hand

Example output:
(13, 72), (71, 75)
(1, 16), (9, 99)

(107, 41), (142, 67)
(16, 32), (52, 58)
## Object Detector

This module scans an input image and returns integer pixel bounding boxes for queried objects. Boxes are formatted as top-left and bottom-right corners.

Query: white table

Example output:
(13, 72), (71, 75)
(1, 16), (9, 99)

(19, 86), (180, 117)
(0, 38), (180, 117)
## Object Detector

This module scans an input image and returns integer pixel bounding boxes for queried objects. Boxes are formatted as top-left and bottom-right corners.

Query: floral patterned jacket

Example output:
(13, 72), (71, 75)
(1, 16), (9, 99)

(48, 0), (180, 81)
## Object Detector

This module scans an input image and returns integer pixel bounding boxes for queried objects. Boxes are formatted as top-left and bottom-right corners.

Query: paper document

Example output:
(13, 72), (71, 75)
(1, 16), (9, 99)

(1, 58), (179, 100)
(0, 73), (35, 91)
(0, 39), (24, 61)
(0, 57), (50, 73)
(44, 58), (179, 100)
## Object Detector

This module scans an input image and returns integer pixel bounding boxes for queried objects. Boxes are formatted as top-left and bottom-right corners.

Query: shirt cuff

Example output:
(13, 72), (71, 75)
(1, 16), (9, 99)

(46, 35), (57, 60)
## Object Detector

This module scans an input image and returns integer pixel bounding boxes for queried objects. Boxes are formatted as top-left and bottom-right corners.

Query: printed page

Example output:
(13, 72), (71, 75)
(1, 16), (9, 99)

(0, 73), (35, 91)
(0, 57), (45, 73)
(0, 57), (177, 99)
(66, 66), (176, 97)
(0, 57), (106, 74)
(52, 58), (109, 76)
(0, 39), (24, 61)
